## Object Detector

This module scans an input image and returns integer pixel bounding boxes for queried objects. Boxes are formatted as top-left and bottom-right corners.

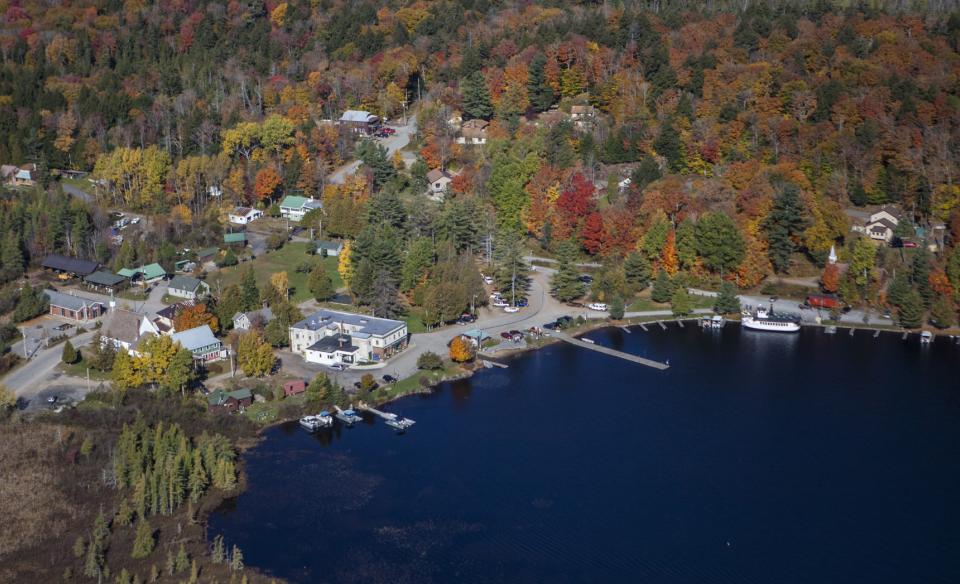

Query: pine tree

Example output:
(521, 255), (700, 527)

(630, 155), (661, 191)
(624, 251), (652, 290)
(714, 281), (741, 314)
(671, 286), (693, 316)
(230, 545), (244, 571)
(898, 289), (923, 329)
(131, 519), (155, 559)
(175, 543), (189, 573)
(212, 535), (226, 564)
(651, 270), (674, 303)
(696, 212), (746, 273)
(239, 266), (261, 311)
(73, 536), (86, 559)
(61, 339), (78, 364)
(609, 296), (625, 320)
(371, 269), (403, 319)
(461, 71), (493, 120)
(114, 499), (133, 527)
(550, 240), (585, 302)
(929, 297), (955, 329)
(762, 184), (808, 273)
(653, 121), (683, 172)
(527, 53), (554, 112)
(911, 247), (933, 307)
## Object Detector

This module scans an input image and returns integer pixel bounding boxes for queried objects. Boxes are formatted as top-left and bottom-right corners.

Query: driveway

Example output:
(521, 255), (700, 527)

(62, 183), (93, 203)
(329, 115), (418, 185)
(3, 329), (98, 402)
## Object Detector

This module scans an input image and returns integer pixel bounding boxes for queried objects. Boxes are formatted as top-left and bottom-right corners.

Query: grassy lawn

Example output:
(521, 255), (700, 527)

(60, 176), (94, 195)
(627, 291), (714, 312)
(242, 393), (307, 425)
(402, 309), (428, 333)
(57, 357), (112, 382)
(370, 364), (462, 402)
(209, 242), (342, 303)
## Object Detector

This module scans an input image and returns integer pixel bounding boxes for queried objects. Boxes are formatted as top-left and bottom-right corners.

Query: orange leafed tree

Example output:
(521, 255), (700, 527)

(661, 230), (679, 275)
(254, 167), (282, 201)
(929, 269), (953, 295)
(821, 263), (840, 293)
(449, 336), (474, 363)
(174, 303), (220, 333)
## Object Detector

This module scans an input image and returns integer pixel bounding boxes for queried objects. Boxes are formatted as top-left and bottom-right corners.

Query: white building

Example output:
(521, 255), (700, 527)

(849, 204), (903, 243)
(100, 309), (160, 355)
(279, 195), (322, 222)
(289, 309), (408, 366)
(229, 206), (263, 225)
(167, 275), (210, 300)
(426, 168), (452, 198)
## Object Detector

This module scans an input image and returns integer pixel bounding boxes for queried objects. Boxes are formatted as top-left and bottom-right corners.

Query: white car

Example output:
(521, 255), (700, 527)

(483, 276), (494, 285)
(329, 363), (346, 371)
(588, 302), (608, 311)
(492, 300), (509, 308)
(130, 217), (141, 225)
(503, 306), (520, 313)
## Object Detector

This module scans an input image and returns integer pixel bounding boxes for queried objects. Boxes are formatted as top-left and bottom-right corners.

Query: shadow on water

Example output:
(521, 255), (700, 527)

(210, 325), (960, 584)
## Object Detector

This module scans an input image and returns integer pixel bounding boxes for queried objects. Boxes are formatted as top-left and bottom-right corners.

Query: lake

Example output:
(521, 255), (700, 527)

(210, 325), (960, 584)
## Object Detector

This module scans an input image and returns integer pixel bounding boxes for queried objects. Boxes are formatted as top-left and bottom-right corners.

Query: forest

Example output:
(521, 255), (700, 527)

(0, 0), (959, 327)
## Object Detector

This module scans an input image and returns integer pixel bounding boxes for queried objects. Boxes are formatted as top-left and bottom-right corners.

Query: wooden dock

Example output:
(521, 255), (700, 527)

(657, 321), (667, 330)
(553, 331), (670, 371)
(639, 323), (649, 331)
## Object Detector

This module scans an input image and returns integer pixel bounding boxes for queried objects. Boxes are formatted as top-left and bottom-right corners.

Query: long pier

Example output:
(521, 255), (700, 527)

(553, 331), (670, 370)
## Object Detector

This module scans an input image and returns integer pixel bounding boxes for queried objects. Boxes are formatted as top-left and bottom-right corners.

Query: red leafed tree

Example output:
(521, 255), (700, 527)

(254, 167), (281, 201)
(821, 263), (840, 293)
(661, 230), (679, 275)
(554, 172), (595, 240)
(580, 212), (606, 255)
(929, 269), (953, 295)
(602, 207), (638, 257)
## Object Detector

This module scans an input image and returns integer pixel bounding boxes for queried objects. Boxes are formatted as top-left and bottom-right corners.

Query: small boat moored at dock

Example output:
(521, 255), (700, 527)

(920, 330), (933, 344)
(299, 411), (333, 432)
(334, 406), (363, 426)
(385, 416), (416, 433)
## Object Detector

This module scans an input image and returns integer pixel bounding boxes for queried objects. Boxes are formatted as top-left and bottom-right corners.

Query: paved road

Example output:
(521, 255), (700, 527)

(329, 115), (418, 184)
(4, 330), (97, 405)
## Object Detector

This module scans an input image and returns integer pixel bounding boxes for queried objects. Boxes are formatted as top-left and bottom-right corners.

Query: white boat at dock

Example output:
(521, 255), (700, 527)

(334, 406), (363, 426)
(299, 411), (333, 432)
(385, 417), (416, 432)
(920, 331), (933, 344)
(741, 305), (800, 333)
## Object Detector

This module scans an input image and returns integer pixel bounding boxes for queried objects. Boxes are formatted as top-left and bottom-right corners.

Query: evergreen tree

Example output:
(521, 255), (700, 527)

(624, 251), (652, 290)
(550, 240), (585, 302)
(675, 218), (698, 271)
(219, 247), (238, 267)
(12, 283), (48, 323)
(929, 297), (955, 329)
(527, 53), (554, 112)
(401, 237), (435, 291)
(131, 519), (155, 559)
(630, 155), (661, 190)
(211, 535), (226, 564)
(306, 374), (332, 405)
(696, 212), (746, 273)
(492, 230), (530, 301)
(849, 180), (868, 206)
(762, 184), (808, 273)
(461, 71), (493, 120)
(175, 543), (189, 574)
(350, 258), (376, 305)
(308, 264), (335, 301)
(886, 270), (911, 307)
(898, 289), (923, 328)
(239, 266), (261, 311)
(371, 269), (403, 319)
(653, 121), (683, 172)
(651, 269), (674, 303)
(671, 286), (693, 316)
(609, 296), (625, 320)
(230, 545), (244, 571)
(714, 281), (741, 314)
(911, 247), (933, 307)
(61, 339), (78, 364)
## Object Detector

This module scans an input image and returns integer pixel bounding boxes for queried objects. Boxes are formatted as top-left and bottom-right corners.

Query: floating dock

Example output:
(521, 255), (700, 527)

(357, 404), (416, 432)
(657, 321), (667, 330)
(553, 331), (669, 370)
(639, 323), (649, 331)
(619, 326), (632, 334)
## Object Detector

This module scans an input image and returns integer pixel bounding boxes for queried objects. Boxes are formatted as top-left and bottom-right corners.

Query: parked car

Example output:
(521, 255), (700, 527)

(556, 316), (574, 327)
(329, 363), (346, 371)
(578, 274), (594, 283)
(881, 310), (892, 319)
(515, 298), (528, 307)
(588, 302), (608, 311)
(509, 330), (523, 337)
(483, 276), (495, 285)
(500, 331), (512, 340)
(503, 306), (520, 313)
(382, 374), (396, 384)
(902, 241), (918, 248)
(130, 217), (141, 225)
(382, 127), (397, 135)
(54, 323), (73, 331)
(492, 300), (510, 307)
(46, 396), (58, 404)
(459, 313), (476, 323)
(543, 322), (558, 330)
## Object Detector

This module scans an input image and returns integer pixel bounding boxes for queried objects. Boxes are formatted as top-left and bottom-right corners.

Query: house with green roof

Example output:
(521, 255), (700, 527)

(117, 263), (167, 285)
(279, 195), (322, 222)
(206, 388), (253, 413)
(167, 275), (210, 300)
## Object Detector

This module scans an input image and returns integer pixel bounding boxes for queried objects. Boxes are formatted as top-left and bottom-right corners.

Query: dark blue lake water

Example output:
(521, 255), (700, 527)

(210, 326), (960, 584)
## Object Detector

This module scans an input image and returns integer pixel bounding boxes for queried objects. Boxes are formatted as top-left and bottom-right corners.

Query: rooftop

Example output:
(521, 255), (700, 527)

(84, 270), (127, 287)
(101, 309), (145, 346)
(315, 240), (343, 251)
(43, 289), (103, 311)
(339, 110), (378, 123)
(292, 308), (406, 338)
(307, 333), (359, 353)
(42, 254), (99, 276)
(426, 169), (452, 183)
(172, 325), (219, 352)
(168, 275), (206, 292)
(224, 232), (247, 244)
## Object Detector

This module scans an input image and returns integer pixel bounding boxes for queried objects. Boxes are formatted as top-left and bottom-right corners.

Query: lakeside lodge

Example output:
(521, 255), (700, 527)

(289, 309), (408, 366)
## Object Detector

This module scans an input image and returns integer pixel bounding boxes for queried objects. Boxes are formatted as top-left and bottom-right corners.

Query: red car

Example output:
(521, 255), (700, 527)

(382, 127), (397, 135)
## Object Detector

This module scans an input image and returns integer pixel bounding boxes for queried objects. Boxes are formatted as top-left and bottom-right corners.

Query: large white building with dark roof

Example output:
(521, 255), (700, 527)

(289, 309), (408, 366)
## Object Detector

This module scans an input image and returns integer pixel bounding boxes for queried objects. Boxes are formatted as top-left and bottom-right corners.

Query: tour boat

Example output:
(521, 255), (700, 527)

(741, 305), (800, 333)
